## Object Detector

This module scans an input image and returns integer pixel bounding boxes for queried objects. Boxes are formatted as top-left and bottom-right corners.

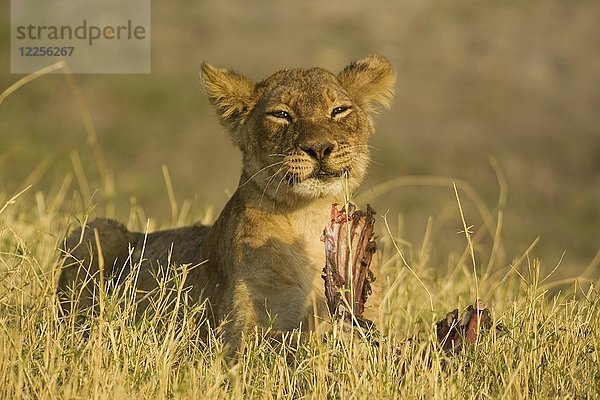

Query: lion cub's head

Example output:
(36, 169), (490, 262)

(200, 55), (395, 205)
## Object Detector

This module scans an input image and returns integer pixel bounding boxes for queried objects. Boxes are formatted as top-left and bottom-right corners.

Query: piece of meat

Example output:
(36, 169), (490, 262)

(435, 299), (503, 353)
(321, 203), (376, 327)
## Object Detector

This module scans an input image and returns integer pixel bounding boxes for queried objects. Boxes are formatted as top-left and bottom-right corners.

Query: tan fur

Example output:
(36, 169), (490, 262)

(57, 54), (395, 351)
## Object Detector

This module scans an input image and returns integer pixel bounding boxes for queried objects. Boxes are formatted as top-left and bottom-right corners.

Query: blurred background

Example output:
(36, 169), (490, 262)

(0, 1), (598, 278)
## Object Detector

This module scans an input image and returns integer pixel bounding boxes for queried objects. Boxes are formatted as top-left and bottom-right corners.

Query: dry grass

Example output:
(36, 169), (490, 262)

(1, 0), (599, 272)
(1, 5), (599, 395)
(0, 169), (598, 399)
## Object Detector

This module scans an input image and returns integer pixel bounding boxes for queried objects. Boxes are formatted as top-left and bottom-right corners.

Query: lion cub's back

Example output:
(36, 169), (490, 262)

(136, 223), (210, 268)
(58, 219), (211, 316)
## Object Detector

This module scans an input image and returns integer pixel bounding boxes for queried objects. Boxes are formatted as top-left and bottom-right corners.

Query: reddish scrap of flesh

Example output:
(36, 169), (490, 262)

(321, 203), (377, 323)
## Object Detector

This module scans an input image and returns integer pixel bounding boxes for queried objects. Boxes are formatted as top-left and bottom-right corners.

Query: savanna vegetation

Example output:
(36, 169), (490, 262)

(1, 1), (598, 398)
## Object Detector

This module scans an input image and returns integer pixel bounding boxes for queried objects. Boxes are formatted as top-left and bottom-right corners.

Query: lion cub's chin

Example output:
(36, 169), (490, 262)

(291, 177), (358, 199)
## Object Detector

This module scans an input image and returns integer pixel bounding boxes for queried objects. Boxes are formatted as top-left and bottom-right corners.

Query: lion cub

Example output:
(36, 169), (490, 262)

(58, 54), (395, 350)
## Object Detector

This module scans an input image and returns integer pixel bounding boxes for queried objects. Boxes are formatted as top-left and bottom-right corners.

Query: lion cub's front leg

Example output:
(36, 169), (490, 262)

(223, 277), (327, 358)
(215, 223), (331, 356)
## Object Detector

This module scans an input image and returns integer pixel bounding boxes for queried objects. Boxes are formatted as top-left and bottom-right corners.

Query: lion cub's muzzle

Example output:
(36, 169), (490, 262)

(284, 140), (353, 185)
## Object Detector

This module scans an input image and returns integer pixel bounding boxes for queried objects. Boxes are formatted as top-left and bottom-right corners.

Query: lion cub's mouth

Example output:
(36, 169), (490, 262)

(311, 168), (350, 181)
(285, 167), (348, 186)
(276, 146), (363, 198)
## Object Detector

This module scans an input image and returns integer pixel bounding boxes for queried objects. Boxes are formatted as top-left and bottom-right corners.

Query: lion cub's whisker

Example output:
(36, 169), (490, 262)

(259, 164), (289, 206)
(345, 144), (376, 150)
(274, 168), (292, 196)
(238, 161), (285, 189)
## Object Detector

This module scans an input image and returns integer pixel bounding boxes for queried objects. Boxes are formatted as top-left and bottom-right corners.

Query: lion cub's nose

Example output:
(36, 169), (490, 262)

(300, 141), (335, 161)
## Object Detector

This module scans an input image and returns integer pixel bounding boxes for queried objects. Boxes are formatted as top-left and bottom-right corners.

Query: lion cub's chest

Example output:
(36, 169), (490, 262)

(230, 200), (333, 329)
(288, 207), (329, 265)
(286, 206), (331, 317)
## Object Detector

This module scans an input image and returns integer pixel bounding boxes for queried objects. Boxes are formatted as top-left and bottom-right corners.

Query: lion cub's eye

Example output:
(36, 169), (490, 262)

(268, 110), (291, 121)
(331, 106), (350, 118)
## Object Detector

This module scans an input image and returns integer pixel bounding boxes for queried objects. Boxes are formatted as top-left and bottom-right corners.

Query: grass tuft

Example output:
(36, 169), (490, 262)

(0, 179), (598, 399)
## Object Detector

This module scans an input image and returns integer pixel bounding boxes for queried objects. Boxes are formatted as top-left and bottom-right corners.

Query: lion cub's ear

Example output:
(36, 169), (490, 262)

(338, 54), (396, 114)
(200, 63), (256, 136)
